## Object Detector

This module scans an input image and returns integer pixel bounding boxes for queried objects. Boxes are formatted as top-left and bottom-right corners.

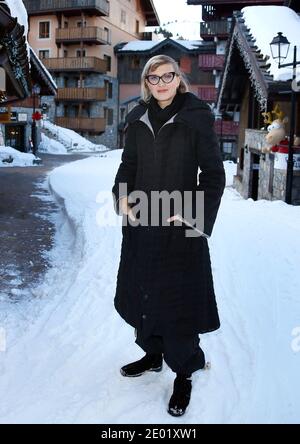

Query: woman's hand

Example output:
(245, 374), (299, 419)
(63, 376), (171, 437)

(119, 196), (136, 222)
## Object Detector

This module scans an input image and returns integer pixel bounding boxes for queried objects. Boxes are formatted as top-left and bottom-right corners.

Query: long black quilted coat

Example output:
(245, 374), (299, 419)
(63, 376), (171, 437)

(112, 92), (226, 336)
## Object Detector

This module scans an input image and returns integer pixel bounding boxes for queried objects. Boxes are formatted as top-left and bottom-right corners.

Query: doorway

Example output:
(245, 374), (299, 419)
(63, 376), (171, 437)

(250, 152), (260, 200)
(5, 125), (26, 152)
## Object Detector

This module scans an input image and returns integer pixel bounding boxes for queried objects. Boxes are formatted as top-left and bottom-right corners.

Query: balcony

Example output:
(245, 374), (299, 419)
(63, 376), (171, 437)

(137, 32), (153, 41)
(42, 57), (107, 73)
(198, 54), (225, 70)
(55, 116), (106, 132)
(56, 27), (111, 45)
(200, 21), (232, 41)
(23, 0), (110, 16)
(214, 120), (239, 136)
(56, 87), (106, 101)
(198, 86), (217, 102)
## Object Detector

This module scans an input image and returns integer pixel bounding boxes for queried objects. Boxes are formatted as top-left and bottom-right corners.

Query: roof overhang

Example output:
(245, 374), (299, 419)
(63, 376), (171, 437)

(140, 0), (160, 26)
(30, 47), (57, 96)
(0, 3), (31, 104)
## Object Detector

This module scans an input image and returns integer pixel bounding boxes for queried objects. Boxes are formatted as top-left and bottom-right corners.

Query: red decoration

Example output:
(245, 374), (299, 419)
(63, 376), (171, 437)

(32, 111), (42, 121)
(271, 138), (289, 153)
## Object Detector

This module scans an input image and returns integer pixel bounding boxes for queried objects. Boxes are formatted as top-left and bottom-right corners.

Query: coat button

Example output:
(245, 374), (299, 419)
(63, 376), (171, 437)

(142, 314), (147, 320)
(144, 294), (149, 300)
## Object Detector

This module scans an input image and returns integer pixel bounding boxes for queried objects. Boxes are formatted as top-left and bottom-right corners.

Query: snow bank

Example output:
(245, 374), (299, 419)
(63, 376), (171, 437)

(0, 153), (299, 423)
(0, 146), (40, 167)
(242, 6), (300, 81)
(39, 133), (67, 155)
(223, 160), (237, 187)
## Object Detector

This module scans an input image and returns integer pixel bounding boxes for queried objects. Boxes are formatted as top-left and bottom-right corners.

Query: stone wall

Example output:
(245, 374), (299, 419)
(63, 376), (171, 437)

(234, 128), (300, 204)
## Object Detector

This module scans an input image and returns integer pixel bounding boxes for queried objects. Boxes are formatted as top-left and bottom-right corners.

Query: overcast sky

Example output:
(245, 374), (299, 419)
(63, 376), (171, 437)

(152, 0), (202, 40)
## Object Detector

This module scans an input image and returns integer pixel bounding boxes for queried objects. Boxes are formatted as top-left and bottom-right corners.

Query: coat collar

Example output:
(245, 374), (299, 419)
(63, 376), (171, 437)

(125, 92), (213, 132)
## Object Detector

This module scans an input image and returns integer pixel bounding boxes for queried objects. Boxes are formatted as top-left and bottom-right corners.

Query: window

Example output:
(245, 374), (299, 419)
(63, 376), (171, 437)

(77, 21), (86, 28)
(120, 108), (125, 121)
(136, 20), (139, 34)
(223, 142), (233, 154)
(104, 55), (111, 71)
(64, 49), (68, 58)
(121, 10), (126, 24)
(39, 21), (50, 39)
(76, 76), (85, 87)
(107, 109), (114, 125)
(104, 27), (110, 43)
(104, 80), (112, 98)
(64, 21), (69, 28)
(39, 50), (50, 59)
(131, 55), (140, 69)
(76, 49), (86, 58)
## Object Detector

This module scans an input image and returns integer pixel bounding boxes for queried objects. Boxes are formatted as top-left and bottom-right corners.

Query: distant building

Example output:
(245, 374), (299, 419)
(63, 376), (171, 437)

(0, 3), (56, 153)
(217, 6), (300, 204)
(23, 0), (160, 149)
(187, 0), (300, 160)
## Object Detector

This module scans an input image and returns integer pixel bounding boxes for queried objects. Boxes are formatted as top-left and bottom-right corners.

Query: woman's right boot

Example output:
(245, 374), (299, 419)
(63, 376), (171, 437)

(120, 353), (163, 377)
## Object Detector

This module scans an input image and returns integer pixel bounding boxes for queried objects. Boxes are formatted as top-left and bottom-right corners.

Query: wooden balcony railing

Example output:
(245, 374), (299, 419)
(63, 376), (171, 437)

(42, 57), (107, 73)
(55, 116), (106, 132)
(56, 27), (111, 45)
(56, 87), (106, 101)
(11, 96), (40, 108)
(214, 120), (239, 136)
(23, 0), (110, 16)
(198, 86), (217, 102)
(200, 21), (232, 40)
(198, 54), (225, 70)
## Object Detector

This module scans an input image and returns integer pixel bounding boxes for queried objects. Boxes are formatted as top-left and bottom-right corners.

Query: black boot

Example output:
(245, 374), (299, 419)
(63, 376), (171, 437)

(120, 353), (163, 377)
(168, 373), (192, 417)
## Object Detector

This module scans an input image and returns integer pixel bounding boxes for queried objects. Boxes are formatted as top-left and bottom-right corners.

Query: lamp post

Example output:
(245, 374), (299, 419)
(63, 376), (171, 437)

(31, 84), (41, 156)
(270, 32), (300, 204)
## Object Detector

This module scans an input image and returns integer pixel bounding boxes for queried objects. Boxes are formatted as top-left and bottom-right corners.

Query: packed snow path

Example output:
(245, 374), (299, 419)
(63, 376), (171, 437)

(0, 152), (299, 424)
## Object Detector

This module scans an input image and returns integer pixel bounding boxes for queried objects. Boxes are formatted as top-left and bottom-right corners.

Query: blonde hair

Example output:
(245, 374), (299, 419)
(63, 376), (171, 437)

(141, 55), (189, 103)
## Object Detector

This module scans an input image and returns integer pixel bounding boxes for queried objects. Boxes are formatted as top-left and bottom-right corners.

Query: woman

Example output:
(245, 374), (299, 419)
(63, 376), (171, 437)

(112, 55), (226, 417)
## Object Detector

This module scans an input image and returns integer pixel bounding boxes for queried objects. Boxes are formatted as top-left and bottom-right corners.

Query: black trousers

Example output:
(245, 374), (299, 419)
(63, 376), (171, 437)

(134, 323), (205, 375)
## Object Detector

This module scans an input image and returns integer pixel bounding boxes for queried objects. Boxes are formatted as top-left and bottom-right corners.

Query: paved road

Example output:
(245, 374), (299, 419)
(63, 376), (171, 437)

(0, 152), (95, 300)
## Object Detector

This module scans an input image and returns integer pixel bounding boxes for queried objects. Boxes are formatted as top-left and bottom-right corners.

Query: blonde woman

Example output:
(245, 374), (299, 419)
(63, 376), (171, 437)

(112, 55), (225, 417)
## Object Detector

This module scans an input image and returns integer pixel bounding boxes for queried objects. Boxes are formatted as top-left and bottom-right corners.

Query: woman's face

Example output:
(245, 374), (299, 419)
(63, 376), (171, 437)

(145, 63), (181, 104)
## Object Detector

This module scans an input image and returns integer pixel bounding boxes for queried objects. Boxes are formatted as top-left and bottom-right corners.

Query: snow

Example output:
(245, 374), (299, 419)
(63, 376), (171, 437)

(0, 154), (300, 423)
(41, 120), (108, 153)
(223, 160), (237, 187)
(29, 46), (57, 91)
(242, 6), (300, 81)
(119, 38), (203, 52)
(39, 133), (67, 155)
(0, 145), (40, 166)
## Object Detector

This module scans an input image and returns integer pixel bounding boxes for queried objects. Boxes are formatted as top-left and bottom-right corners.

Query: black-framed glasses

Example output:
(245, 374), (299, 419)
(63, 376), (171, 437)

(145, 71), (177, 85)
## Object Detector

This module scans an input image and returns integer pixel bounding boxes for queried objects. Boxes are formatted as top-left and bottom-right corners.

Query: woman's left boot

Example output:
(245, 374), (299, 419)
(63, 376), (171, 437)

(167, 373), (192, 417)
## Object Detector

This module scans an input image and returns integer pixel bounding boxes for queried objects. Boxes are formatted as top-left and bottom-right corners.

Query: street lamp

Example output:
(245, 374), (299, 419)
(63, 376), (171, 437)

(270, 32), (300, 204)
(31, 84), (41, 155)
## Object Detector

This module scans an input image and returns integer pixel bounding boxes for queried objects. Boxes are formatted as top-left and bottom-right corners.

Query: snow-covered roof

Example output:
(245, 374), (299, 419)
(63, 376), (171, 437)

(242, 5), (300, 81)
(30, 46), (57, 93)
(118, 38), (204, 52)
(0, 0), (30, 61)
